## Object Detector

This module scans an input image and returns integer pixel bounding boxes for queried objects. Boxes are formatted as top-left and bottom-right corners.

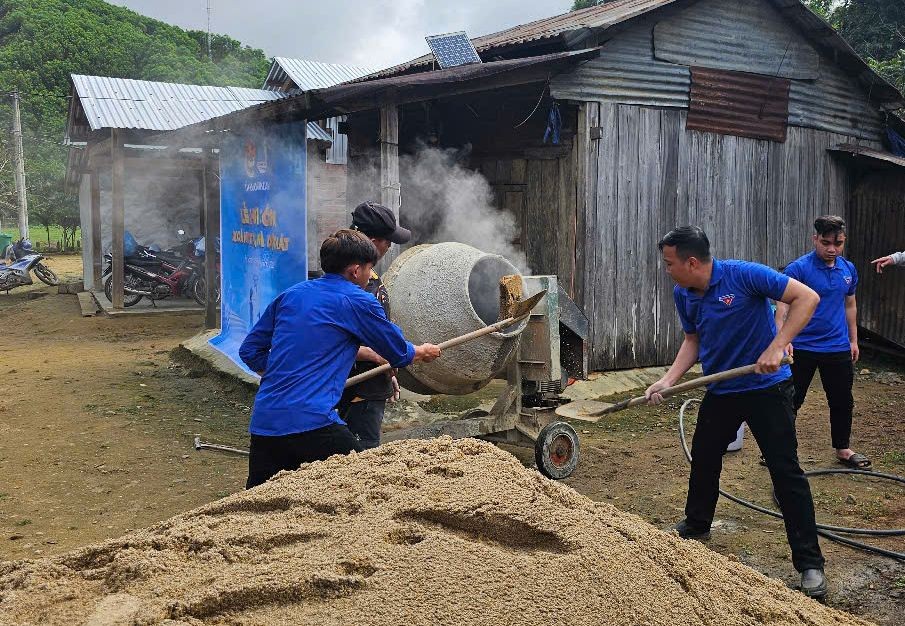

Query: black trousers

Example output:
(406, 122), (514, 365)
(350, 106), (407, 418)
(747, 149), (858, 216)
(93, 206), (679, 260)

(342, 400), (386, 450)
(790, 349), (854, 450)
(246, 424), (363, 489)
(685, 380), (825, 572)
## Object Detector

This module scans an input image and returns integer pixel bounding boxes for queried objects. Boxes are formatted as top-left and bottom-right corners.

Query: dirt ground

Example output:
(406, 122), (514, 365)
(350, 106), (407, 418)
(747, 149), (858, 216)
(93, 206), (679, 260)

(1, 254), (903, 624)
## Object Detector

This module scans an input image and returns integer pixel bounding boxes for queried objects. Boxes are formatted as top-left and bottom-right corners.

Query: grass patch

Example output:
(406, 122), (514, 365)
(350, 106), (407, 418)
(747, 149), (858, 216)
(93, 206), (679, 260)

(881, 450), (905, 467)
(1, 225), (80, 248)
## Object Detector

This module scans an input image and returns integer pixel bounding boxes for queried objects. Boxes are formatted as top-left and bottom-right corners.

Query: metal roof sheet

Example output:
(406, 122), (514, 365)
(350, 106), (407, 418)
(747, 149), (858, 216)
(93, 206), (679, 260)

(70, 75), (287, 132)
(265, 58), (375, 91)
(69, 75), (331, 145)
(356, 0), (902, 107)
(305, 122), (334, 143)
(362, 0), (677, 80)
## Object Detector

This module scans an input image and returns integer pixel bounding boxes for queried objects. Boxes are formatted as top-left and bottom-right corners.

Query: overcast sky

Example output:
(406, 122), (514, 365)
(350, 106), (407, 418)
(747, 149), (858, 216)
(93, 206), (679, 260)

(108, 1), (574, 71)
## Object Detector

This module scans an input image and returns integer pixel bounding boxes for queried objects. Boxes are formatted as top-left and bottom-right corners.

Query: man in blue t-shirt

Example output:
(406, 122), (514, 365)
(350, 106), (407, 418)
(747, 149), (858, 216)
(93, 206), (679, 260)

(239, 229), (441, 489)
(777, 216), (868, 469)
(645, 226), (828, 598)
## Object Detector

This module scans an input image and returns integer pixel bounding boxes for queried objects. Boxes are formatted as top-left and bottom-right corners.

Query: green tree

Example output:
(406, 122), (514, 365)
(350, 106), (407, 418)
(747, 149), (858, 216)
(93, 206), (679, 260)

(0, 0), (270, 243)
(571, 0), (618, 10)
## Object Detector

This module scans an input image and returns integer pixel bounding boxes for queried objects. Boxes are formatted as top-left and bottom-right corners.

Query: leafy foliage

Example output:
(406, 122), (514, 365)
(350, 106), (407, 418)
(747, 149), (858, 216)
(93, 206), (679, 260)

(804, 0), (904, 100)
(0, 0), (269, 246)
(571, 0), (619, 10)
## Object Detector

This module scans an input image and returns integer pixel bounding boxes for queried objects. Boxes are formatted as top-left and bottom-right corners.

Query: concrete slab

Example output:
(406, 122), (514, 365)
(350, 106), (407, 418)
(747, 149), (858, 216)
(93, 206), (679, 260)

(77, 291), (100, 317)
(181, 330), (260, 387)
(564, 364), (703, 401)
(91, 289), (204, 317)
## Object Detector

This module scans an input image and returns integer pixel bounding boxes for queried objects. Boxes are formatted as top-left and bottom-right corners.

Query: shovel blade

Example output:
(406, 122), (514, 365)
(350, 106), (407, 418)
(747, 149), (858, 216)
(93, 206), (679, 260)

(509, 289), (547, 318)
(554, 399), (614, 422)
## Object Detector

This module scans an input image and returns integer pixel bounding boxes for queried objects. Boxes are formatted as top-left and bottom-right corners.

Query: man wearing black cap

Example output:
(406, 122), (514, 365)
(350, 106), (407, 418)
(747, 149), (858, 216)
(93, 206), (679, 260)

(338, 201), (413, 448)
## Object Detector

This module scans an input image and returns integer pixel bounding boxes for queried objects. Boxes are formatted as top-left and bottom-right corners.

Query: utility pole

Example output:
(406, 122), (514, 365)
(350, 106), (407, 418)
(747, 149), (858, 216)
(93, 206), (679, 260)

(206, 0), (212, 62)
(10, 90), (28, 239)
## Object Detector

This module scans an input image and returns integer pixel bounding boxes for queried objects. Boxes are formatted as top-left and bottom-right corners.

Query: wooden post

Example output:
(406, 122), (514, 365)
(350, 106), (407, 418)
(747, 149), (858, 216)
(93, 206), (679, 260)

(202, 150), (220, 329)
(90, 166), (102, 291)
(379, 104), (400, 271)
(110, 129), (125, 309)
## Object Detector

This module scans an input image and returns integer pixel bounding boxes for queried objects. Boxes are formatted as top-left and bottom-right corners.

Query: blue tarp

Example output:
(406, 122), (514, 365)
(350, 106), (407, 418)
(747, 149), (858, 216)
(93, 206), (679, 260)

(209, 120), (308, 374)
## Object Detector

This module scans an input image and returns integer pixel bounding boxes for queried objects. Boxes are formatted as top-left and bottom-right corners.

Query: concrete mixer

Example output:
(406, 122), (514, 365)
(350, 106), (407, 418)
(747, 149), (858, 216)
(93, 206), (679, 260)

(382, 242), (589, 479)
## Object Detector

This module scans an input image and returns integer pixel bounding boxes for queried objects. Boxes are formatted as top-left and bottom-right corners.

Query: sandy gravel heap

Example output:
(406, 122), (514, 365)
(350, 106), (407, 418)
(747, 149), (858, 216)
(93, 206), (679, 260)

(0, 437), (870, 626)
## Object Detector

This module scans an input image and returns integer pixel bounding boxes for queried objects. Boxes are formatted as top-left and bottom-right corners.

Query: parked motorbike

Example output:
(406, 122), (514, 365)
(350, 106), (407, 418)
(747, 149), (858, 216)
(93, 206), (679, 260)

(102, 233), (205, 307)
(0, 253), (53, 292)
(3, 238), (59, 286)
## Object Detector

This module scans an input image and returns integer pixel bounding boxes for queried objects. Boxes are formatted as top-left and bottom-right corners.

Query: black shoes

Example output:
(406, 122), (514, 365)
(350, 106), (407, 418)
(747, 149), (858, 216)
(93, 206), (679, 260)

(800, 568), (828, 599)
(672, 519), (711, 541)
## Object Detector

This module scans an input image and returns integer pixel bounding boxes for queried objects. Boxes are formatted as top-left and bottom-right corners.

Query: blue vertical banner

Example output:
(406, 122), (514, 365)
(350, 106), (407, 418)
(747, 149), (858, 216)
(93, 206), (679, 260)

(209, 120), (308, 372)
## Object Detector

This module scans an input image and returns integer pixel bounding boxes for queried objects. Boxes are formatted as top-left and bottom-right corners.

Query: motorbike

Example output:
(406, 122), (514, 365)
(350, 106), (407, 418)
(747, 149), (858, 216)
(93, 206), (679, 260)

(0, 253), (53, 293)
(102, 231), (206, 307)
(2, 238), (59, 286)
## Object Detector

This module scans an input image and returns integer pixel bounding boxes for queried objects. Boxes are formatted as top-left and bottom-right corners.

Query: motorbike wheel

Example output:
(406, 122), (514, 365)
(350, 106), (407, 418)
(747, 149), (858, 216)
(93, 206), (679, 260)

(104, 275), (144, 307)
(191, 275), (221, 307)
(34, 263), (59, 286)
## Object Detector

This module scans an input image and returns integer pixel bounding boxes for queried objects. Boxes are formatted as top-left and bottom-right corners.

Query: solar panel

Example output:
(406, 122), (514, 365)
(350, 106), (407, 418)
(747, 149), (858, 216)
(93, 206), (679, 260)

(425, 32), (482, 69)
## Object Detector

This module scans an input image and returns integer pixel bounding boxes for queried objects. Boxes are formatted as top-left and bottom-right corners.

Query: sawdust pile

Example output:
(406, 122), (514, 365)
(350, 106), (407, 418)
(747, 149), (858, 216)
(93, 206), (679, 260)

(0, 438), (870, 626)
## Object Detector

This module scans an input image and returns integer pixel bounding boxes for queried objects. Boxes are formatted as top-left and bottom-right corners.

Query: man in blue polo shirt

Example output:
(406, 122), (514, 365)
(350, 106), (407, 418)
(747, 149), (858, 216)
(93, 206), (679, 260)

(777, 216), (868, 469)
(645, 226), (827, 598)
(239, 229), (441, 489)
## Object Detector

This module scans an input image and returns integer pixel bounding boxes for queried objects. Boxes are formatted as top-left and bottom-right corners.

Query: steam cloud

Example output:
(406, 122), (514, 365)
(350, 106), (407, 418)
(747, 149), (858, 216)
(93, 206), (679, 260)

(400, 144), (527, 271)
(345, 143), (528, 272)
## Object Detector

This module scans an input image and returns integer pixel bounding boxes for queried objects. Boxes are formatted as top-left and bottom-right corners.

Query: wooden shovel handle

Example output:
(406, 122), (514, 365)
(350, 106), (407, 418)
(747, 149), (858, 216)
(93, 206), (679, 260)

(343, 313), (529, 389)
(590, 356), (794, 416)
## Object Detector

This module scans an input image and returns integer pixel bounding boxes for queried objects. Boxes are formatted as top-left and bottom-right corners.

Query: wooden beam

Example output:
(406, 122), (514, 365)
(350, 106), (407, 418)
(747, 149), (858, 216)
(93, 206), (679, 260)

(90, 167), (102, 291)
(202, 150), (221, 329)
(111, 128), (125, 309)
(379, 104), (400, 271)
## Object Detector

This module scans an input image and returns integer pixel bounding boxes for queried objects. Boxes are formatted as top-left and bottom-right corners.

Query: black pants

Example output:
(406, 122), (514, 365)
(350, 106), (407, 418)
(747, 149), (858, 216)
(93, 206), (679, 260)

(791, 349), (854, 450)
(246, 424), (363, 489)
(342, 400), (386, 449)
(685, 381), (825, 572)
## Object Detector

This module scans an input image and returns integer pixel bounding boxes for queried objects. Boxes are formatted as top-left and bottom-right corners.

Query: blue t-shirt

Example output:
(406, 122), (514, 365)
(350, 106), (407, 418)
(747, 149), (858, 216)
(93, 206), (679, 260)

(674, 259), (791, 394)
(784, 251), (857, 353)
(239, 274), (416, 436)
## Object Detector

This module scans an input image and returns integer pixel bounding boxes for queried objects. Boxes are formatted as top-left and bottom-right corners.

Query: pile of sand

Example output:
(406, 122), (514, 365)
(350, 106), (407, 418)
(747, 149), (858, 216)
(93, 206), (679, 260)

(0, 437), (870, 625)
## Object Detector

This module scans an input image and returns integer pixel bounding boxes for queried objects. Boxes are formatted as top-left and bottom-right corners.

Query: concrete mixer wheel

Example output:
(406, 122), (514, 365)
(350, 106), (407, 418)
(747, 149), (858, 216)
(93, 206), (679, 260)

(535, 422), (580, 480)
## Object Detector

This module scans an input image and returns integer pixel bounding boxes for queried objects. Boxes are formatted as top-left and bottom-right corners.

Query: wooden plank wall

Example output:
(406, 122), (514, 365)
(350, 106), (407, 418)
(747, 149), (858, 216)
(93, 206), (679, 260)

(474, 149), (582, 303)
(848, 171), (905, 349)
(586, 102), (882, 369)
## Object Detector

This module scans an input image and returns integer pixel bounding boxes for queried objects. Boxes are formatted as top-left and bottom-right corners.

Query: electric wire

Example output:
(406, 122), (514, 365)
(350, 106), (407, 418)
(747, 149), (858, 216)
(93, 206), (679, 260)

(678, 398), (905, 561)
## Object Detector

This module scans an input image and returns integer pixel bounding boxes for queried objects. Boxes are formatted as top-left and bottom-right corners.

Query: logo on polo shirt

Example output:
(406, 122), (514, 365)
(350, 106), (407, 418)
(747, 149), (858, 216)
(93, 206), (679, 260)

(718, 293), (735, 306)
(844, 276), (852, 285)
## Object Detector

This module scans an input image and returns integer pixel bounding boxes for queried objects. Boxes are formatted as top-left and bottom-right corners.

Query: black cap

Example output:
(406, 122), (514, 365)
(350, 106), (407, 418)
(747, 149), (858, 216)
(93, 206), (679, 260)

(350, 201), (411, 245)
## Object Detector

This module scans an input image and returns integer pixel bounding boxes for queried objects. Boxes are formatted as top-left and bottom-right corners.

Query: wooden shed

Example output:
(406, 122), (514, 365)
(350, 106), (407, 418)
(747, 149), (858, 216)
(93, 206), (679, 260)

(340, 0), (905, 367)
(145, 0), (905, 367)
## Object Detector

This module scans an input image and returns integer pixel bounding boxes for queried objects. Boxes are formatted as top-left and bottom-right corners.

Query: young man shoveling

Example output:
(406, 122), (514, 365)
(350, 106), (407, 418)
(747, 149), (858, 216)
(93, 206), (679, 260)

(239, 229), (440, 489)
(645, 226), (828, 598)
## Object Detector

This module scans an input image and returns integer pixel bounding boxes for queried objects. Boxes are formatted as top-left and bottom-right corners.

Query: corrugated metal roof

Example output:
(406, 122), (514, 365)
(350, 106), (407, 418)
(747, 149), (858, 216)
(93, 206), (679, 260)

(361, 0), (677, 80)
(69, 75), (331, 145)
(265, 58), (375, 91)
(357, 0), (903, 108)
(686, 66), (790, 142)
(829, 143), (905, 170)
(305, 122), (333, 143)
(71, 74), (286, 132)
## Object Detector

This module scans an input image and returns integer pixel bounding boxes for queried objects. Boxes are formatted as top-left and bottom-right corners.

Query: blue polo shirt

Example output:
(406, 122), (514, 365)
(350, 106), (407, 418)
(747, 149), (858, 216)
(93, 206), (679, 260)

(674, 259), (791, 394)
(784, 251), (857, 353)
(239, 274), (416, 436)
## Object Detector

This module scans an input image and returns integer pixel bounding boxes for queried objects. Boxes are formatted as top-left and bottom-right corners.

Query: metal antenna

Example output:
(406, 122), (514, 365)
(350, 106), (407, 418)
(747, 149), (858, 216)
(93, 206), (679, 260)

(206, 0), (212, 61)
